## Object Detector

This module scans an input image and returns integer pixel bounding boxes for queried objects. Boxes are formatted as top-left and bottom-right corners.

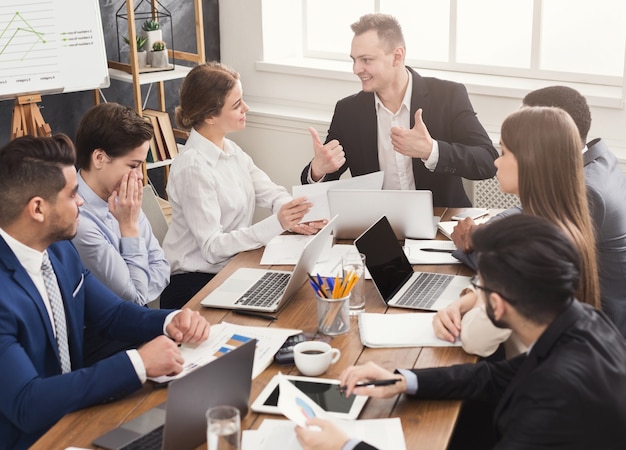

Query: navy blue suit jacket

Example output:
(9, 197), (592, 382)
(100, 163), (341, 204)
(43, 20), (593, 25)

(300, 67), (498, 207)
(0, 238), (172, 449)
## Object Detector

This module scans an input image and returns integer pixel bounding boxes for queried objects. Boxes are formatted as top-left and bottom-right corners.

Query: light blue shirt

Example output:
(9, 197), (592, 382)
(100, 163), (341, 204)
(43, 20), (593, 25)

(72, 172), (170, 305)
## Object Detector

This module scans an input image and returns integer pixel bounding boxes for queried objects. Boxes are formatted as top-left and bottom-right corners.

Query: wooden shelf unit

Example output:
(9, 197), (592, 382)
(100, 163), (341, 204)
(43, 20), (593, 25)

(98, 0), (202, 187)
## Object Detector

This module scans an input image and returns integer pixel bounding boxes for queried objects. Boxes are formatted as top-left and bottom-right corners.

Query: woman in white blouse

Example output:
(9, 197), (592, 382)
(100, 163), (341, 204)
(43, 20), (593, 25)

(160, 62), (322, 308)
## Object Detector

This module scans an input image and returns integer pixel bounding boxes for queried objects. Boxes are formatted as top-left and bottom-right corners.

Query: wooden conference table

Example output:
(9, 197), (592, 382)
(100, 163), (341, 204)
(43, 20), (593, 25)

(33, 207), (484, 450)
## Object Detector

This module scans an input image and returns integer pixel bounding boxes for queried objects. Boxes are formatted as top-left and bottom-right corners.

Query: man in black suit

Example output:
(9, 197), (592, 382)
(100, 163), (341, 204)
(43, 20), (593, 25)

(296, 214), (626, 450)
(300, 13), (497, 207)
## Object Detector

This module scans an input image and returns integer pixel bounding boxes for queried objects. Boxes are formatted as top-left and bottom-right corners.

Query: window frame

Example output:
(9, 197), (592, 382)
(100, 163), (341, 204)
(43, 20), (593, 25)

(301, 0), (625, 88)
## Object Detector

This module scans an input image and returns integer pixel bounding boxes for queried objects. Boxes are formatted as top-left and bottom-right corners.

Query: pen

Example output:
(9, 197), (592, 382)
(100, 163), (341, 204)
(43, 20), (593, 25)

(233, 310), (278, 321)
(338, 378), (402, 392)
(420, 248), (454, 253)
(308, 273), (327, 298)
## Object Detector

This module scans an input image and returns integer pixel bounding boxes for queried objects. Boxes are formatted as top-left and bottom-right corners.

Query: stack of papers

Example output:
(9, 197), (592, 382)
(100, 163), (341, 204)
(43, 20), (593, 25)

(148, 322), (301, 383)
(243, 418), (406, 450)
(358, 313), (462, 348)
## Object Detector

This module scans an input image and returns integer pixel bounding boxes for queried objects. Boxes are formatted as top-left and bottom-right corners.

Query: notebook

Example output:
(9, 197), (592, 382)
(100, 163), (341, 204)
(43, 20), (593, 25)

(200, 216), (337, 312)
(354, 216), (471, 311)
(327, 189), (439, 240)
(92, 338), (256, 450)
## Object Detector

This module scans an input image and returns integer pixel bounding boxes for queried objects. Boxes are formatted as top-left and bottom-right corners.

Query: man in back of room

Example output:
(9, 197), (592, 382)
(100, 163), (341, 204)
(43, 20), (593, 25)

(300, 13), (497, 207)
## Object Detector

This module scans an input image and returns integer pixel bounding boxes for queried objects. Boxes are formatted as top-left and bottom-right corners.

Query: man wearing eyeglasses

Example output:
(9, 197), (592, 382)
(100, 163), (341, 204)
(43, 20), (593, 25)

(295, 214), (626, 450)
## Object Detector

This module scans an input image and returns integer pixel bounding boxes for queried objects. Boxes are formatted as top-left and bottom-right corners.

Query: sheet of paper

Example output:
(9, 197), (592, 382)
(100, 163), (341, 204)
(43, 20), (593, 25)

(358, 312), (463, 348)
(260, 234), (316, 265)
(148, 322), (301, 383)
(292, 171), (384, 222)
(244, 418), (407, 450)
(403, 239), (461, 265)
(277, 373), (330, 427)
(312, 244), (371, 279)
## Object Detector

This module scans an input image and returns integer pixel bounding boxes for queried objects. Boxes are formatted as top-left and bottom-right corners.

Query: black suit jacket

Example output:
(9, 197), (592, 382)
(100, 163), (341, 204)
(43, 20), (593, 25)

(301, 67), (498, 207)
(412, 300), (626, 449)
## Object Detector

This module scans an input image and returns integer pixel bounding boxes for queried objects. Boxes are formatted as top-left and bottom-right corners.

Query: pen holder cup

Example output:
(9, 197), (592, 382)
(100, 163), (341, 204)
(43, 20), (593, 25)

(316, 293), (350, 336)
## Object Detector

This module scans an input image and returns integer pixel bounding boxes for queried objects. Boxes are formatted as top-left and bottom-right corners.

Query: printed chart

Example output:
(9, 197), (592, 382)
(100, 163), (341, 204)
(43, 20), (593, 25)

(0, 0), (108, 98)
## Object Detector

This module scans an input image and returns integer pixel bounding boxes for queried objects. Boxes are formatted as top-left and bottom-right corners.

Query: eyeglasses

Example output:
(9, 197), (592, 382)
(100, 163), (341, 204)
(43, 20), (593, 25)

(470, 275), (507, 300)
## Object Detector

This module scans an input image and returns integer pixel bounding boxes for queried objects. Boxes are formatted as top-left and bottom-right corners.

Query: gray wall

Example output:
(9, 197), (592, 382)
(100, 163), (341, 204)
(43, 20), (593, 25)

(0, 0), (220, 147)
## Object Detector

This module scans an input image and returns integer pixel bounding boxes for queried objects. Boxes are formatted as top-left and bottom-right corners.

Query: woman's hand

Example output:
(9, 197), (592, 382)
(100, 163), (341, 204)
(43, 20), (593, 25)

(108, 171), (142, 237)
(277, 197), (312, 232)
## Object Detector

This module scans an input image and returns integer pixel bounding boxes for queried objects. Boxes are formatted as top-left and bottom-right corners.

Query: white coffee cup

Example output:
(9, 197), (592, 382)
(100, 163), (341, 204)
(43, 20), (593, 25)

(293, 341), (341, 376)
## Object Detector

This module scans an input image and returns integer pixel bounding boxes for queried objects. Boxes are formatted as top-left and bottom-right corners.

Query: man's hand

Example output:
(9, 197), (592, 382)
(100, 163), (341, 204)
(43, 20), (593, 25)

(277, 197), (313, 231)
(390, 108), (434, 160)
(108, 171), (143, 237)
(295, 417), (350, 450)
(308, 127), (345, 181)
(451, 217), (477, 252)
(138, 335), (185, 377)
(432, 301), (463, 343)
(432, 291), (479, 342)
(339, 361), (406, 398)
(166, 308), (211, 345)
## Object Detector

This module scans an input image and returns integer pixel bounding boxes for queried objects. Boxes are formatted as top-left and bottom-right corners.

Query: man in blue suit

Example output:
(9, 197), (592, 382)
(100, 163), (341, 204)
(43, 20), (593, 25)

(0, 134), (211, 449)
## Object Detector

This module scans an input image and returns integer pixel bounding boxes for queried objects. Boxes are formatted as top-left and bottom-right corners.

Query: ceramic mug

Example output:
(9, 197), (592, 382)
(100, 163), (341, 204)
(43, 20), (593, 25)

(293, 341), (341, 376)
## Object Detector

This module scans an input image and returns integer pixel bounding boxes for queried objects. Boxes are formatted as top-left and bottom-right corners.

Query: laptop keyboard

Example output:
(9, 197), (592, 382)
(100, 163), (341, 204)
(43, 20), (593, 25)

(395, 272), (454, 309)
(120, 425), (164, 450)
(234, 272), (290, 308)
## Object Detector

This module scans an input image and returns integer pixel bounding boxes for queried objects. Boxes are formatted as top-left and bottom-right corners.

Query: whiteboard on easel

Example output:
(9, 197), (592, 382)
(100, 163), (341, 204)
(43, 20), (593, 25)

(0, 0), (109, 99)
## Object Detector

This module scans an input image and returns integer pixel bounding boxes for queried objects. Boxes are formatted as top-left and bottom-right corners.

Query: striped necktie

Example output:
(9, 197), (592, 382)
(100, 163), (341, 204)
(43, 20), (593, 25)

(41, 251), (71, 373)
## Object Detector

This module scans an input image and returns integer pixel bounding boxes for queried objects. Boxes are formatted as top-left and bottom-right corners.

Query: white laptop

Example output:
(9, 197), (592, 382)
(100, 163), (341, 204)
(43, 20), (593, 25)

(200, 216), (337, 313)
(354, 216), (470, 311)
(93, 339), (256, 450)
(327, 189), (439, 240)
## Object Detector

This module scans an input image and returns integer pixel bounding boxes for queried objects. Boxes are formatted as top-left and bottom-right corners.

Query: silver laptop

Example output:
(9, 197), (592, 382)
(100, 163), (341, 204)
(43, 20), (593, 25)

(200, 216), (337, 312)
(354, 216), (470, 311)
(93, 338), (256, 450)
(327, 189), (439, 240)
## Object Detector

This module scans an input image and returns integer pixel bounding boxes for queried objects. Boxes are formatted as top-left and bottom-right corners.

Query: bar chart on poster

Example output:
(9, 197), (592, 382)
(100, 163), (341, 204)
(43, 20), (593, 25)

(0, 0), (109, 99)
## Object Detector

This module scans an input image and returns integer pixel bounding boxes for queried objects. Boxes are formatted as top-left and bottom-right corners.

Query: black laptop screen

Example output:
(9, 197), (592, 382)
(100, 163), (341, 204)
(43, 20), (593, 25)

(354, 216), (414, 302)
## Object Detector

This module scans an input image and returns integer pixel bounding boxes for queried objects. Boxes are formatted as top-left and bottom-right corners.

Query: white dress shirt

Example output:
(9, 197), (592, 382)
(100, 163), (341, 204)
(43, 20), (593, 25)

(163, 129), (292, 275)
(307, 69), (439, 186)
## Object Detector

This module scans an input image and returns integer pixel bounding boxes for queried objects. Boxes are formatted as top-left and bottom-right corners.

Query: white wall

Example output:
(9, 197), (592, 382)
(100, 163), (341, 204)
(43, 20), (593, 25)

(219, 0), (626, 220)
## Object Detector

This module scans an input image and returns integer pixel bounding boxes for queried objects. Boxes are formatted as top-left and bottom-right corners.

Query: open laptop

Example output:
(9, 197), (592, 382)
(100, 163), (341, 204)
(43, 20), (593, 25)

(354, 216), (470, 311)
(200, 215), (337, 312)
(327, 189), (439, 240)
(93, 339), (256, 450)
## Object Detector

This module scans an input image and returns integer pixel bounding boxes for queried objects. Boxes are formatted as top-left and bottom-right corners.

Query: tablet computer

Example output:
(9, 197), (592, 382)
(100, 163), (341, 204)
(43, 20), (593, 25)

(251, 374), (368, 420)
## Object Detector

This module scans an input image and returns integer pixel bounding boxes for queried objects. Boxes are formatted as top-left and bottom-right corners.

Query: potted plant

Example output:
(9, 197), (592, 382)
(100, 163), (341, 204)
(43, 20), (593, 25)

(123, 35), (148, 68)
(150, 40), (168, 68)
(141, 19), (162, 65)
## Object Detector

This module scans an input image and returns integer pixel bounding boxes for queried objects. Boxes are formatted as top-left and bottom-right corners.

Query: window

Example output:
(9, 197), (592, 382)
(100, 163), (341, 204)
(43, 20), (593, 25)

(301, 0), (626, 86)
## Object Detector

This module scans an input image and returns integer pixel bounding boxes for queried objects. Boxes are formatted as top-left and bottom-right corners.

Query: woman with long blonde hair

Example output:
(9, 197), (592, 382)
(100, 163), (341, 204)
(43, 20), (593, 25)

(433, 106), (599, 358)
(499, 106), (599, 307)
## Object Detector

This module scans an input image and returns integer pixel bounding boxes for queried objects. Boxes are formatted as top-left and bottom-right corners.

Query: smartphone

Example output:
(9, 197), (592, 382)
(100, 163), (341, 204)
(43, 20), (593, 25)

(451, 208), (489, 221)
